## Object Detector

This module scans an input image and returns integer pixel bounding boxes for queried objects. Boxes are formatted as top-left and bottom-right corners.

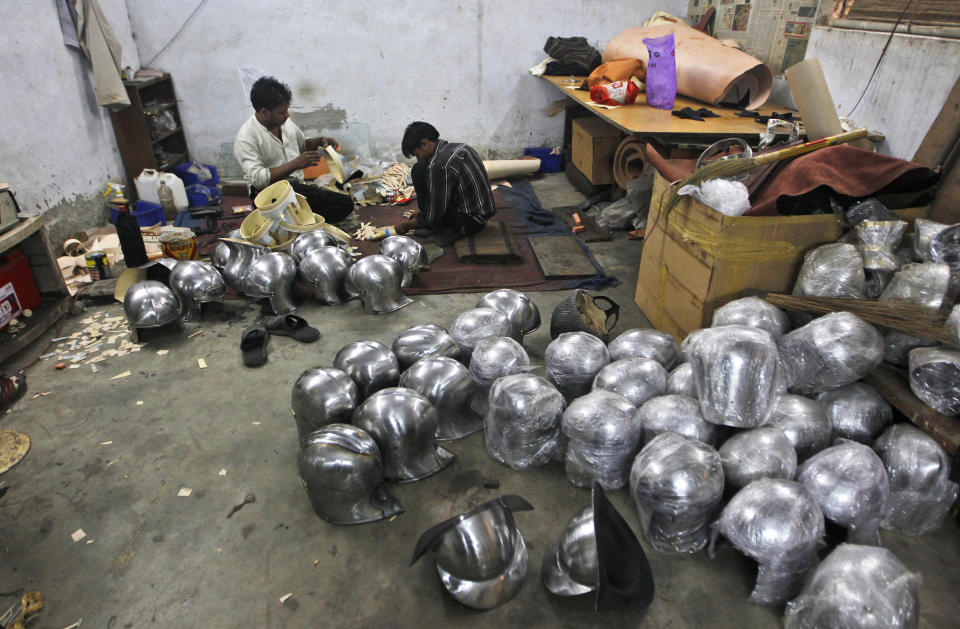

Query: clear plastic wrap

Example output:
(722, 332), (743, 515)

(677, 178), (750, 216)
(792, 243), (866, 299)
(783, 544), (921, 629)
(561, 391), (642, 490)
(711, 479), (825, 606)
(778, 312), (884, 395)
(873, 423), (959, 536)
(883, 330), (937, 367)
(711, 296), (791, 339)
(484, 373), (566, 471)
(856, 220), (907, 271)
(638, 394), (716, 446)
(546, 332), (611, 401)
(682, 325), (781, 427)
(591, 357), (667, 407)
(718, 427), (798, 491)
(607, 328), (681, 369)
(913, 218), (948, 262)
(895, 233), (918, 267)
(796, 441), (890, 545)
(908, 346), (960, 416)
(878, 262), (951, 309)
(931, 224), (960, 303)
(629, 432), (725, 554)
(864, 270), (892, 299)
(468, 336), (531, 416)
(816, 382), (893, 444)
(845, 198), (900, 227)
(450, 307), (518, 361)
(948, 304), (960, 349)
(767, 394), (832, 461)
(666, 363), (696, 397)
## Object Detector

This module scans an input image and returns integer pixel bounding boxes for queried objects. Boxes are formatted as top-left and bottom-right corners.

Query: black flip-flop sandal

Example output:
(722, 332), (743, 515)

(263, 315), (320, 343)
(241, 324), (269, 367)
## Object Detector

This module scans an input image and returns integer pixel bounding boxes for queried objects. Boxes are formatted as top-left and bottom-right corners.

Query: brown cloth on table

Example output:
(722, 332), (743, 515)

(452, 221), (522, 264)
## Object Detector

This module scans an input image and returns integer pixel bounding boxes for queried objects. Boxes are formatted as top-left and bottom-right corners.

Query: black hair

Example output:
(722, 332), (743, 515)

(250, 76), (292, 111)
(401, 121), (439, 158)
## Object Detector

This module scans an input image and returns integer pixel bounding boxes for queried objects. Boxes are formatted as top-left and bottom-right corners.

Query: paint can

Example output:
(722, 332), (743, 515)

(159, 230), (198, 260)
(84, 251), (111, 281)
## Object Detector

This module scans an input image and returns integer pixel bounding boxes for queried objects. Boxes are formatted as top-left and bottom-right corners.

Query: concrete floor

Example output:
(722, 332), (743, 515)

(1, 173), (959, 628)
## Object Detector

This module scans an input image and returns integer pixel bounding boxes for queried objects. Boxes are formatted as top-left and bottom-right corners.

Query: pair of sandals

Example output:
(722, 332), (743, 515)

(241, 315), (319, 367)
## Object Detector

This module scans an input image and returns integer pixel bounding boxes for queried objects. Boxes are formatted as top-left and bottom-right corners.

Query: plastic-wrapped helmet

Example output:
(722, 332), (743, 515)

(213, 232), (264, 291)
(391, 324), (461, 370)
(352, 387), (456, 482)
(399, 356), (480, 440)
(718, 427), (798, 491)
(712, 479), (825, 605)
(379, 235), (427, 287)
(908, 346), (960, 416)
(333, 341), (400, 399)
(410, 496), (533, 610)
(123, 280), (180, 329)
(468, 336), (531, 416)
(299, 246), (354, 305)
(243, 251), (297, 314)
(592, 357), (667, 407)
(297, 424), (403, 525)
(450, 307), (519, 361)
(485, 374), (565, 471)
(817, 382), (892, 444)
(347, 254), (413, 314)
(638, 394), (717, 446)
(767, 394), (832, 461)
(546, 332), (611, 401)
(562, 391), (641, 490)
(168, 260), (226, 322)
(608, 328), (680, 369)
(711, 296), (791, 339)
(290, 230), (337, 263)
(666, 363), (696, 397)
(475, 289), (541, 336)
(291, 368), (358, 440)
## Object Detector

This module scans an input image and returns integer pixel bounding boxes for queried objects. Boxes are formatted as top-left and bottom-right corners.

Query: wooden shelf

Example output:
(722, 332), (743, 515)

(151, 127), (182, 145)
(0, 296), (71, 365)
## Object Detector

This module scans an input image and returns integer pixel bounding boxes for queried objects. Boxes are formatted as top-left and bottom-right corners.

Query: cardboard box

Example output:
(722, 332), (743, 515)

(634, 171), (929, 341)
(571, 117), (621, 185)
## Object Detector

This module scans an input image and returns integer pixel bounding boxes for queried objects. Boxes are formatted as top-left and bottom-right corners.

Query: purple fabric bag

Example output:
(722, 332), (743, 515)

(642, 33), (677, 110)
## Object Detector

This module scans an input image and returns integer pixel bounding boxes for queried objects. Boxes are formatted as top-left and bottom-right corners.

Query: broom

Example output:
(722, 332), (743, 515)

(659, 128), (870, 223)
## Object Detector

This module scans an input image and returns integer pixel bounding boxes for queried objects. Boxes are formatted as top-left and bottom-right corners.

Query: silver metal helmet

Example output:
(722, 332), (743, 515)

(210, 229), (240, 269)
(352, 387), (456, 482)
(712, 479), (825, 605)
(168, 260), (226, 322)
(214, 233), (264, 291)
(629, 432), (724, 554)
(379, 235), (427, 287)
(608, 328), (681, 369)
(290, 230), (337, 263)
(450, 307), (519, 361)
(562, 391), (641, 490)
(123, 280), (180, 329)
(475, 289), (542, 336)
(243, 251), (297, 314)
(391, 324), (461, 370)
(468, 336), (531, 416)
(638, 394), (717, 446)
(666, 363), (696, 397)
(546, 332), (611, 401)
(592, 357), (667, 407)
(333, 341), (400, 399)
(816, 382), (892, 444)
(347, 254), (413, 314)
(410, 495), (533, 610)
(710, 296), (791, 339)
(484, 374), (565, 471)
(291, 368), (358, 440)
(767, 394), (832, 461)
(299, 246), (354, 305)
(297, 424), (404, 525)
(718, 426), (798, 492)
(399, 356), (480, 440)
(796, 441), (891, 545)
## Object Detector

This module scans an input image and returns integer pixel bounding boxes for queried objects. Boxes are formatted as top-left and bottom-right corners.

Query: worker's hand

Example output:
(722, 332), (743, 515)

(293, 151), (322, 169)
(394, 219), (419, 235)
(319, 137), (339, 149)
(402, 208), (420, 219)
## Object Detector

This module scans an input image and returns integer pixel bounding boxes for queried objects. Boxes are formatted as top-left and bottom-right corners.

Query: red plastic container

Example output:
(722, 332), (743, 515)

(0, 250), (42, 329)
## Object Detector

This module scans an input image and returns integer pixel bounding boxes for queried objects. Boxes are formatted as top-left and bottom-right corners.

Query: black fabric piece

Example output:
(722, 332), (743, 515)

(543, 36), (602, 75)
(671, 107), (720, 121)
(737, 109), (801, 125)
(593, 482), (655, 612)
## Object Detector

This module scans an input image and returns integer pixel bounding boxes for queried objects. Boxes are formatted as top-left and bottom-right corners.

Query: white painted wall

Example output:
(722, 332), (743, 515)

(806, 26), (960, 160)
(125, 0), (686, 169)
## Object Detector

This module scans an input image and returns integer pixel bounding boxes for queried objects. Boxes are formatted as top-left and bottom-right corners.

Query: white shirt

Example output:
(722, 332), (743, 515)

(233, 115), (306, 190)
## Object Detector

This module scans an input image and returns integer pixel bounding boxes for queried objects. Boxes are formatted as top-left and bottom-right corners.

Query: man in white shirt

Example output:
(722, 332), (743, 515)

(233, 76), (353, 223)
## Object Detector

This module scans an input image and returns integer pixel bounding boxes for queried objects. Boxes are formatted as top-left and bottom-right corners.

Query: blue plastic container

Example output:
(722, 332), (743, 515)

(185, 184), (220, 207)
(523, 147), (563, 173)
(172, 162), (219, 186)
(132, 200), (166, 226)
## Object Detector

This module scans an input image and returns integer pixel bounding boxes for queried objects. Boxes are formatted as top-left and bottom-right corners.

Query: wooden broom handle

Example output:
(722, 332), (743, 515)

(753, 128), (870, 166)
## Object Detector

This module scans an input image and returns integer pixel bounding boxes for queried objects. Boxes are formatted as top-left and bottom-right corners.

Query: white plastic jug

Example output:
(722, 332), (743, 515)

(157, 173), (188, 210)
(135, 169), (160, 204)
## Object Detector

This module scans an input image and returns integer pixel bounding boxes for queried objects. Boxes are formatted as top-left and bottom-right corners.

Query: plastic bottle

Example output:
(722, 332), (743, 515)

(135, 169), (160, 204)
(158, 180), (177, 222)
(158, 172), (188, 210)
(114, 200), (149, 268)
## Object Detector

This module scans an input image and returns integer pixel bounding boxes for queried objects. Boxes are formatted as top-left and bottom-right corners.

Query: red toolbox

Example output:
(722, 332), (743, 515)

(0, 250), (42, 329)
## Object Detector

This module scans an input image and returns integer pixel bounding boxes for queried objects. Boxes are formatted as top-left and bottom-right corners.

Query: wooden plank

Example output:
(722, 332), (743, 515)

(0, 217), (43, 254)
(912, 75), (960, 167)
(865, 364), (960, 455)
(529, 236), (596, 279)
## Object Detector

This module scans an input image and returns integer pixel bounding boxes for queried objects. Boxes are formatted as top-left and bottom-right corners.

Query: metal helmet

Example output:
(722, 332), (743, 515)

(546, 332), (611, 401)
(211, 229), (241, 269)
(399, 356), (480, 440)
(816, 382), (892, 444)
(123, 280), (180, 329)
(718, 426), (798, 492)
(873, 423), (959, 536)
(666, 363), (696, 397)
(290, 230), (337, 263)
(299, 246), (354, 305)
(638, 394), (717, 446)
(767, 394), (832, 461)
(796, 441), (891, 545)
(333, 341), (400, 400)
(297, 424), (404, 525)
(243, 251), (297, 314)
(712, 479), (825, 605)
(410, 495), (533, 610)
(379, 235), (427, 287)
(629, 432), (724, 554)
(562, 391), (641, 490)
(475, 289), (541, 336)
(592, 357), (667, 407)
(352, 387), (456, 482)
(710, 296), (791, 339)
(468, 336), (531, 416)
(347, 255), (413, 314)
(908, 346), (960, 416)
(291, 368), (358, 440)
(214, 233), (264, 291)
(484, 374), (565, 471)
(542, 483), (654, 611)
(391, 324), (461, 370)
(608, 328), (680, 369)
(168, 260), (226, 322)
(450, 307), (519, 361)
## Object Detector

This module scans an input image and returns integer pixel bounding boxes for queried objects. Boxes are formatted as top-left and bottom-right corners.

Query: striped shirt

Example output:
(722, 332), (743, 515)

(420, 140), (496, 229)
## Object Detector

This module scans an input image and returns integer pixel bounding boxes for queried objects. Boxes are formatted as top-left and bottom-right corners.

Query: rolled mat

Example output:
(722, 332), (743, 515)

(484, 159), (541, 179)
(613, 136), (649, 189)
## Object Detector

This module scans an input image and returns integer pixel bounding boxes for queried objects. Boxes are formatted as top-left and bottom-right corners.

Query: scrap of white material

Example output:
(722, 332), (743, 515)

(279, 593), (293, 605)
(198, 358), (207, 369)
(588, 101), (622, 109)
(136, 400), (144, 406)
(353, 222), (377, 241)
(111, 371), (132, 380)
(69, 364), (80, 369)
(71, 528), (87, 542)
(85, 539), (94, 544)
(63, 619), (83, 628)
(90, 364), (99, 373)
(177, 487), (192, 497)
(156, 349), (169, 356)
(218, 469), (227, 476)
(100, 441), (113, 445)
(252, 421), (261, 425)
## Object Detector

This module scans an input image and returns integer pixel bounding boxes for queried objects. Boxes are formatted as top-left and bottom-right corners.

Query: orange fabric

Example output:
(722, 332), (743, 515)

(587, 58), (646, 88)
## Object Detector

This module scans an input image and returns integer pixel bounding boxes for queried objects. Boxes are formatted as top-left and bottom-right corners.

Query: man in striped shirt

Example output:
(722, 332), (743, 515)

(395, 122), (496, 238)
